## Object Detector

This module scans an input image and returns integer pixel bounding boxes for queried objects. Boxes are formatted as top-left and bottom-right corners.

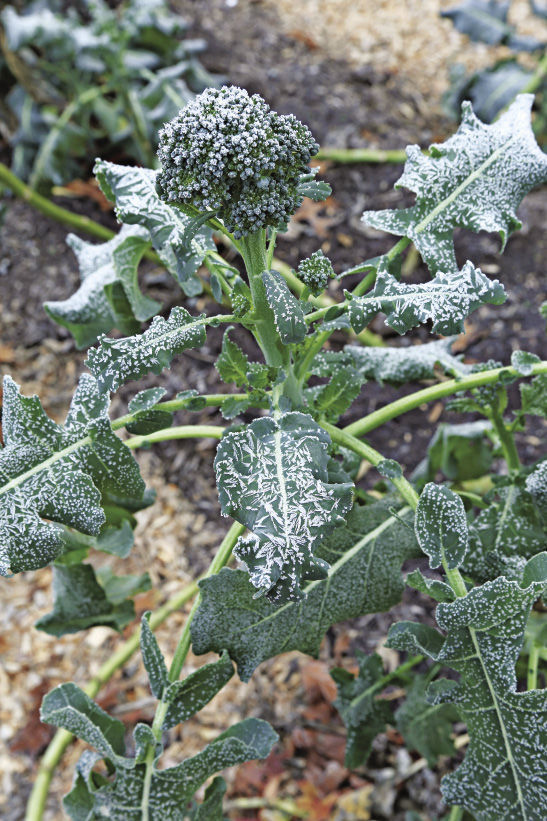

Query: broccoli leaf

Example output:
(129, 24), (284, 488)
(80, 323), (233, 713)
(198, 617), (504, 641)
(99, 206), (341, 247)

(216, 330), (250, 387)
(441, 0), (512, 45)
(94, 160), (215, 295)
(162, 652), (234, 730)
(388, 566), (547, 820)
(86, 307), (206, 393)
(191, 501), (419, 680)
(42, 681), (277, 821)
(0, 374), (145, 575)
(395, 674), (458, 766)
(35, 563), (149, 636)
(331, 652), (393, 767)
(520, 373), (547, 418)
(140, 612), (169, 699)
(314, 337), (469, 385)
(415, 483), (469, 570)
(362, 95), (547, 275)
(422, 420), (493, 483)
(262, 269), (307, 344)
(309, 367), (365, 422)
(45, 225), (159, 348)
(187, 777), (227, 821)
(346, 261), (505, 335)
(214, 412), (353, 602)
(462, 61), (535, 124)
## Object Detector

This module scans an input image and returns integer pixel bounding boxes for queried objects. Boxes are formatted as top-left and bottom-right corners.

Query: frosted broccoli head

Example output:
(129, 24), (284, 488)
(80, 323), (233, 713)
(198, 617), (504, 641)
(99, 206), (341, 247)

(156, 85), (319, 238)
(297, 249), (335, 296)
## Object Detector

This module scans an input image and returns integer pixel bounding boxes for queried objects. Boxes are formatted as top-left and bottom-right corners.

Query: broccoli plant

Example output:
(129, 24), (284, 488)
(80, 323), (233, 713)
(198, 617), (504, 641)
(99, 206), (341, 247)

(1, 86), (547, 820)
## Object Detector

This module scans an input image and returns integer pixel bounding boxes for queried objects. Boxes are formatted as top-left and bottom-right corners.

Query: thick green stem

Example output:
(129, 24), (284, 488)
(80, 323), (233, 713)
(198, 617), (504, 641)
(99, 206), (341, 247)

(139, 521), (244, 820)
(320, 422), (419, 509)
(316, 146), (407, 165)
(126, 425), (224, 450)
(239, 230), (288, 369)
(527, 643), (540, 691)
(344, 362), (547, 439)
(447, 805), (464, 821)
(490, 406), (521, 471)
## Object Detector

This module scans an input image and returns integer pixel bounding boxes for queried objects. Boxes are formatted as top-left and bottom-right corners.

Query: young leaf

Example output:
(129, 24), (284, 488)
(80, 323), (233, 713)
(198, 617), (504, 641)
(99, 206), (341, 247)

(311, 367), (365, 422)
(388, 570), (547, 820)
(520, 373), (547, 418)
(262, 269), (307, 344)
(415, 483), (469, 570)
(346, 261), (505, 335)
(331, 652), (393, 768)
(35, 563), (145, 636)
(315, 337), (469, 385)
(191, 502), (419, 680)
(140, 612), (169, 699)
(214, 412), (353, 601)
(395, 674), (458, 766)
(216, 330), (250, 387)
(44, 225), (159, 348)
(362, 95), (547, 275)
(94, 160), (215, 295)
(220, 397), (252, 420)
(126, 388), (173, 435)
(405, 569), (455, 603)
(511, 350), (541, 376)
(86, 307), (206, 393)
(0, 374), (145, 575)
(297, 172), (332, 202)
(162, 651), (234, 730)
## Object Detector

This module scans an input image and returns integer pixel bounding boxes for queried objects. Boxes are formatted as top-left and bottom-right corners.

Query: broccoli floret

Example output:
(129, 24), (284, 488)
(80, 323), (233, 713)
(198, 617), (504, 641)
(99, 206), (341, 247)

(297, 249), (335, 296)
(156, 85), (319, 239)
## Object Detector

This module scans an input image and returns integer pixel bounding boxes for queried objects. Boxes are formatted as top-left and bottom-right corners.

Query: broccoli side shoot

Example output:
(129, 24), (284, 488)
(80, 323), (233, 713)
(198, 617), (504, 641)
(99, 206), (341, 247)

(297, 249), (335, 296)
(156, 85), (319, 238)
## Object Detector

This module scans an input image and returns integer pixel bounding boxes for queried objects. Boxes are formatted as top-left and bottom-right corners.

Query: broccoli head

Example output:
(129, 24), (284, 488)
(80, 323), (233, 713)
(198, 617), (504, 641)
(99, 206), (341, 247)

(156, 85), (319, 238)
(297, 249), (335, 296)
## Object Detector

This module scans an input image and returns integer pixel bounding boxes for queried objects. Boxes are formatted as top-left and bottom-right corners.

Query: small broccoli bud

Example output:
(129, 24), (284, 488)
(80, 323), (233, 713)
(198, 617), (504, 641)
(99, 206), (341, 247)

(470, 359), (504, 408)
(297, 249), (335, 296)
(156, 85), (319, 239)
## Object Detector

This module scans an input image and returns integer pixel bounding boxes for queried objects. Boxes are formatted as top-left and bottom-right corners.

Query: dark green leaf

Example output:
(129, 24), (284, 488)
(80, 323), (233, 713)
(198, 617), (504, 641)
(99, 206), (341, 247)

(465, 61), (535, 123)
(216, 330), (250, 387)
(405, 569), (455, 603)
(214, 412), (353, 602)
(311, 367), (365, 422)
(332, 652), (392, 767)
(297, 176), (332, 202)
(163, 652), (234, 730)
(395, 675), (458, 766)
(220, 397), (251, 420)
(424, 421), (493, 483)
(415, 483), (468, 570)
(441, 1), (512, 45)
(187, 776), (227, 821)
(262, 269), (307, 344)
(86, 307), (206, 393)
(191, 501), (419, 680)
(362, 96), (547, 275)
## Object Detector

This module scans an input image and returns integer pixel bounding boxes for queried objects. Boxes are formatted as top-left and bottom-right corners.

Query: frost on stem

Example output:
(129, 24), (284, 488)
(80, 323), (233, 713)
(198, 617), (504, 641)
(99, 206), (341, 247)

(297, 249), (335, 296)
(156, 85), (319, 238)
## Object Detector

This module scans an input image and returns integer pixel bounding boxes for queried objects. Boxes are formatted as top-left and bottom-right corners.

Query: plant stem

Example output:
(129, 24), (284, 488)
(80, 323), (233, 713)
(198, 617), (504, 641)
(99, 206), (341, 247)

(25, 579), (200, 821)
(316, 146), (407, 164)
(447, 805), (464, 821)
(111, 393), (253, 430)
(125, 425), (224, 450)
(321, 422), (419, 509)
(139, 521), (244, 820)
(490, 406), (521, 471)
(343, 362), (547, 439)
(527, 643), (540, 691)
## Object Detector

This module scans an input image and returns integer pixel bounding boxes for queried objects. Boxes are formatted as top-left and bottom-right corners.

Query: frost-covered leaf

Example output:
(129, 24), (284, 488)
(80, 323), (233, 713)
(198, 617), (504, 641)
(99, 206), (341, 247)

(362, 95), (547, 275)
(520, 373), (547, 418)
(415, 483), (468, 570)
(87, 307), (206, 393)
(162, 652), (234, 730)
(35, 563), (148, 636)
(214, 412), (353, 602)
(346, 261), (505, 335)
(45, 225), (159, 348)
(511, 349), (541, 375)
(526, 460), (547, 518)
(191, 501), (419, 680)
(314, 337), (469, 385)
(0, 374), (145, 575)
(41, 682), (128, 768)
(297, 171), (332, 202)
(262, 269), (307, 344)
(395, 674), (458, 766)
(140, 612), (168, 699)
(332, 652), (393, 767)
(220, 397), (252, 420)
(388, 568), (547, 820)
(464, 477), (546, 582)
(187, 776), (226, 821)
(94, 160), (215, 295)
(216, 330), (250, 387)
(125, 387), (173, 435)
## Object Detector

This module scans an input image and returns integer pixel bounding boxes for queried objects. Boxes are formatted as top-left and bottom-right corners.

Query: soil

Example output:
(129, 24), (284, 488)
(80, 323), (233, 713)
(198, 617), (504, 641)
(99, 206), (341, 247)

(0, 1), (546, 819)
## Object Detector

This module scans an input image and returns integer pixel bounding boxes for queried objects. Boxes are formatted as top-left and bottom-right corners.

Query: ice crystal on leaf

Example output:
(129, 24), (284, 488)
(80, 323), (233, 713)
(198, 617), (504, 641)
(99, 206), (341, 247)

(362, 95), (547, 274)
(214, 412), (353, 602)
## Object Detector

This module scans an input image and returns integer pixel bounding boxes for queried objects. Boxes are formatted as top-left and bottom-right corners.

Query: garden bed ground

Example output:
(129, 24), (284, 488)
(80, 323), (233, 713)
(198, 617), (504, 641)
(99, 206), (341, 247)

(0, 1), (546, 819)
